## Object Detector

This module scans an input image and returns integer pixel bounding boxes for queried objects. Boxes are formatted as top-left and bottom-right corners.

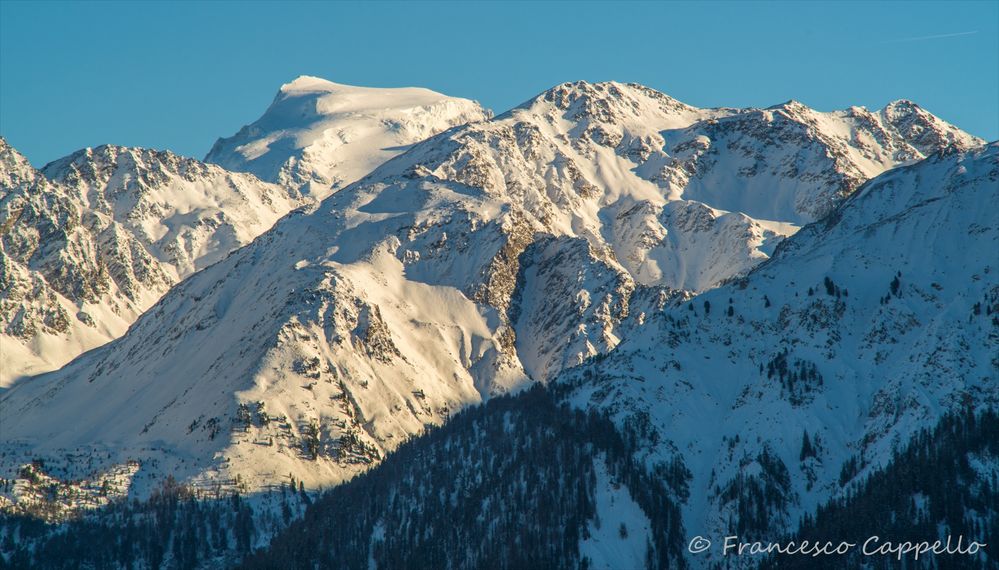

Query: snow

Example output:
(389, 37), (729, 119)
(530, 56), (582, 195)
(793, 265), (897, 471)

(0, 80), (987, 540)
(0, 142), (304, 386)
(43, 145), (304, 279)
(1, 75), (492, 386)
(368, 520), (385, 570)
(205, 75), (491, 194)
(565, 142), (999, 566)
(579, 455), (653, 570)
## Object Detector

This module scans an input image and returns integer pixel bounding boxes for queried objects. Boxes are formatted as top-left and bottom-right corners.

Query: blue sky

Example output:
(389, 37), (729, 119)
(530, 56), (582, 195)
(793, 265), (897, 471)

(2, 1), (996, 166)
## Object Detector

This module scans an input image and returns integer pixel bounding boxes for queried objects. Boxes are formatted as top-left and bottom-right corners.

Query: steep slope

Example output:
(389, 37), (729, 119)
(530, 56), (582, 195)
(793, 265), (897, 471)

(763, 409), (997, 570)
(0, 388), (684, 570)
(426, 81), (978, 291)
(242, 387), (687, 570)
(204, 75), (491, 194)
(0, 82), (982, 512)
(0, 140), (301, 385)
(42, 145), (304, 278)
(1, 76), (494, 385)
(0, 158), (536, 499)
(561, 142), (999, 567)
(652, 99), (981, 224)
(204, 79), (981, 290)
(1, 139), (170, 384)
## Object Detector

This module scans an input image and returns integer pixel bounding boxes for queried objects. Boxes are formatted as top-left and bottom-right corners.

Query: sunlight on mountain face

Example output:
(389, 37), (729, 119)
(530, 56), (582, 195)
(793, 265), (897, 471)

(0, 75), (994, 570)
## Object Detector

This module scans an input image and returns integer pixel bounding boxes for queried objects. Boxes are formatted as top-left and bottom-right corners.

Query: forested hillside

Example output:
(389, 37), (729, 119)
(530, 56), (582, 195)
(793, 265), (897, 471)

(243, 385), (690, 570)
(761, 409), (998, 570)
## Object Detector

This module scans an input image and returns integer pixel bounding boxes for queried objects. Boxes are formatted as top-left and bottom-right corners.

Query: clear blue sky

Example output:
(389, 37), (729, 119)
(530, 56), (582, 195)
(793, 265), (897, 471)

(2, 1), (996, 166)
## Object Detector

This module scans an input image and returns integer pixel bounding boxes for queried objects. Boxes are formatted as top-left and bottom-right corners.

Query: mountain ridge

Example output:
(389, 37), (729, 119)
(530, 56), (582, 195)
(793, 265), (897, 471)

(0, 79), (985, 518)
(0, 139), (301, 385)
(561, 141), (998, 567)
(204, 75), (492, 194)
(1, 78), (495, 385)
(1, 80), (992, 570)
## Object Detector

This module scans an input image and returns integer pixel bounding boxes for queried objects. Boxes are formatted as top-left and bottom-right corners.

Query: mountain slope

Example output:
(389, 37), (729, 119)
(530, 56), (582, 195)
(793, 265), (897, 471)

(1, 139), (170, 384)
(2, 77), (494, 385)
(653, 99), (981, 224)
(0, 82), (984, 514)
(763, 409), (997, 570)
(0, 140), (302, 385)
(0, 388), (683, 570)
(242, 386), (688, 570)
(41, 145), (305, 278)
(204, 76), (491, 194)
(560, 142), (999, 566)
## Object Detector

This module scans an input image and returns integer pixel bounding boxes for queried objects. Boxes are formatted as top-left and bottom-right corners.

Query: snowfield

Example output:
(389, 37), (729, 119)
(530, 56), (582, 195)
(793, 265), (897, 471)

(0, 78), (992, 564)
(204, 76), (491, 194)
(1, 78), (490, 386)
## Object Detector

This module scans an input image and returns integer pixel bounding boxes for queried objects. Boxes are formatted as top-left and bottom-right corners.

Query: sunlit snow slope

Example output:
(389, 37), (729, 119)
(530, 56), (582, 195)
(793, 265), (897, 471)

(0, 140), (302, 385)
(1, 78), (491, 385)
(563, 142), (999, 567)
(0, 82), (982, 510)
(204, 76), (491, 194)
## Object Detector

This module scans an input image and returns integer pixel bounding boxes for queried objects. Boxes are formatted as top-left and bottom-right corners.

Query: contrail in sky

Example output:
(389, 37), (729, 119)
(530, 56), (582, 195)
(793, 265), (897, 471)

(880, 30), (978, 44)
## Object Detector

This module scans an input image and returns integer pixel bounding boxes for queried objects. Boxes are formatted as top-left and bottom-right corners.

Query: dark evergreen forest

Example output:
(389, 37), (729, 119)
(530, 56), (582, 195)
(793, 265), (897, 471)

(242, 385), (689, 570)
(761, 408), (998, 570)
(2, 389), (995, 570)
(0, 386), (689, 570)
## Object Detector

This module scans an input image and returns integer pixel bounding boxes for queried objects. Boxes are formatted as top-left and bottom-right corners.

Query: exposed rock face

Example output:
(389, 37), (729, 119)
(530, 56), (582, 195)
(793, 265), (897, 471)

(652, 98), (982, 224)
(0, 81), (985, 526)
(0, 139), (301, 384)
(2, 78), (493, 385)
(43, 145), (305, 277)
(510, 236), (637, 382)
(563, 143), (999, 563)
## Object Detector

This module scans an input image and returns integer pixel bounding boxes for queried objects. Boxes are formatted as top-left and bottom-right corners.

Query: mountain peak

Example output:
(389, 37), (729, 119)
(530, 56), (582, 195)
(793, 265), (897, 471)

(0, 137), (42, 190)
(878, 98), (984, 155)
(538, 80), (687, 108)
(506, 80), (700, 127)
(0, 136), (28, 165)
(45, 143), (144, 168)
(273, 75), (474, 110)
(882, 98), (920, 113)
(279, 74), (342, 94)
(205, 76), (490, 192)
(772, 98), (806, 108)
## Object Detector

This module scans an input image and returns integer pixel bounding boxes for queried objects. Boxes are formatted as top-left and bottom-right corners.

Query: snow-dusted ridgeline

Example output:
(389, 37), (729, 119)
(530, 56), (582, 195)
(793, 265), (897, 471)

(0, 140), (303, 385)
(0, 79), (984, 522)
(563, 142), (999, 567)
(1, 78), (492, 386)
(204, 75), (491, 194)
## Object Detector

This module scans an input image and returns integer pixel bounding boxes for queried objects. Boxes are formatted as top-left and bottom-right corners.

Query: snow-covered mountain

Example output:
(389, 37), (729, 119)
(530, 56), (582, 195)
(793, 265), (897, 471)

(41, 145), (306, 279)
(0, 140), (302, 385)
(563, 142), (998, 566)
(0, 77), (490, 386)
(653, 98), (981, 224)
(0, 80), (983, 515)
(204, 76), (491, 194)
